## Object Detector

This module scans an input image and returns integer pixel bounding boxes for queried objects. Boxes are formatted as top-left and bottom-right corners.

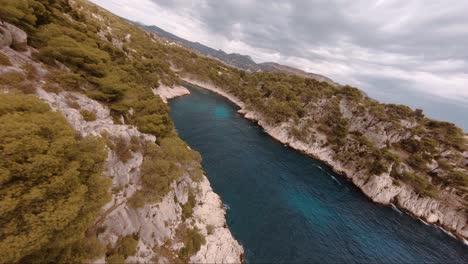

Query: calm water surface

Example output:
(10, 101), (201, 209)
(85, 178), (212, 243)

(169, 85), (468, 263)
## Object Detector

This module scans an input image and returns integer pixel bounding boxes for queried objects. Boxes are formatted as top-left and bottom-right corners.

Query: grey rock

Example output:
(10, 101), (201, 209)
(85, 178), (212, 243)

(0, 21), (27, 49)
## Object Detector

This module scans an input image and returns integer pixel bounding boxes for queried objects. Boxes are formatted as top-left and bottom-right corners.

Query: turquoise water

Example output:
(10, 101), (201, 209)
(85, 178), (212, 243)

(169, 85), (468, 263)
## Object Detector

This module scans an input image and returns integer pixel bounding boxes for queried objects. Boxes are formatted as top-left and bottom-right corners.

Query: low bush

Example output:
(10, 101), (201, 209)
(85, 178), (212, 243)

(395, 172), (437, 198)
(106, 254), (125, 264)
(448, 171), (468, 187)
(48, 72), (83, 91)
(177, 226), (206, 263)
(0, 71), (24, 87)
(0, 52), (11, 66)
(369, 160), (387, 175)
(108, 136), (133, 163)
(80, 109), (97, 121)
(407, 153), (427, 170)
(181, 191), (196, 221)
(207, 225), (215, 235)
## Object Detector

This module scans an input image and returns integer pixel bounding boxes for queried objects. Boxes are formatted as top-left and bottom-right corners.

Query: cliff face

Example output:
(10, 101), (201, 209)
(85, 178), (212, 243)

(36, 87), (242, 263)
(0, 20), (242, 263)
(180, 77), (468, 242)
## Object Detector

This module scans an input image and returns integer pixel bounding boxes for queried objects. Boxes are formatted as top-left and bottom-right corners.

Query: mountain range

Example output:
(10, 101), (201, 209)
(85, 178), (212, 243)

(136, 22), (339, 86)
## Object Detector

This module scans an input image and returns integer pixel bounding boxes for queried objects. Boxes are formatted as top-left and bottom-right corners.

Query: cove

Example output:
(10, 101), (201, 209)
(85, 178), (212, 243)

(169, 85), (468, 263)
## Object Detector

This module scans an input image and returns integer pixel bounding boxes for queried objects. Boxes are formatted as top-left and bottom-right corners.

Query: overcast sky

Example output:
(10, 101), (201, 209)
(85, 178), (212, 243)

(90, 0), (468, 129)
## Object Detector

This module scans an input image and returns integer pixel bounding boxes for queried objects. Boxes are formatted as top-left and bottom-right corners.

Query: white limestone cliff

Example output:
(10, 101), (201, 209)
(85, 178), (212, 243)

(153, 83), (190, 103)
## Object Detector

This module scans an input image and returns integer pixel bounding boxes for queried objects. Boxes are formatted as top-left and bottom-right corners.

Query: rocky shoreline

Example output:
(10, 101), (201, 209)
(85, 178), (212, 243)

(153, 84), (191, 103)
(180, 77), (468, 244)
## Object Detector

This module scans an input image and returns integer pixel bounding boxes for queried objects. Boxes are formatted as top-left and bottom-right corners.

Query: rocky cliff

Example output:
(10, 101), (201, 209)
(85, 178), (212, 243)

(0, 19), (242, 263)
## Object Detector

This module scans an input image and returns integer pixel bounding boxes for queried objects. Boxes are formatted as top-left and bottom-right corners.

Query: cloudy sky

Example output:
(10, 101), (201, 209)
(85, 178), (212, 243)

(91, 0), (468, 130)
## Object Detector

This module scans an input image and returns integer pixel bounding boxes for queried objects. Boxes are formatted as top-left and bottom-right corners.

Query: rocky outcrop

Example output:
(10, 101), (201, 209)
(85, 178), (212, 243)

(181, 77), (468, 243)
(0, 21), (27, 49)
(153, 83), (190, 103)
(339, 100), (412, 148)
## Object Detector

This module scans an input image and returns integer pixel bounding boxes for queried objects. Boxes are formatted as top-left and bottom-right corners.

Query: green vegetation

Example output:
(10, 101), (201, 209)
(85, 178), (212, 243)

(105, 135), (133, 163)
(45, 71), (83, 92)
(106, 234), (138, 261)
(0, 71), (23, 86)
(424, 120), (465, 151)
(394, 171), (437, 198)
(320, 98), (349, 146)
(129, 136), (203, 207)
(207, 224), (215, 235)
(106, 254), (126, 263)
(177, 225), (206, 263)
(0, 51), (11, 66)
(0, 0), (37, 33)
(0, 71), (35, 94)
(1, 0), (175, 138)
(447, 171), (468, 187)
(80, 109), (97, 121)
(0, 94), (110, 263)
(181, 191), (196, 221)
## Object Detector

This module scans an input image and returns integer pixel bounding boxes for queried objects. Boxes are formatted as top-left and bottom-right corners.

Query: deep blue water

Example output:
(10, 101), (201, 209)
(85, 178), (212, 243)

(169, 85), (468, 263)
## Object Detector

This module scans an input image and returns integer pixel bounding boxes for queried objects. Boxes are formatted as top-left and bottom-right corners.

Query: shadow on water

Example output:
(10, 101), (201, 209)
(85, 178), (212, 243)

(169, 85), (468, 263)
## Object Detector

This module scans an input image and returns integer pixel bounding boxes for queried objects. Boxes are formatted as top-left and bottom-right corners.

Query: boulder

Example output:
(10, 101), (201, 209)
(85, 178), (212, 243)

(0, 21), (27, 49)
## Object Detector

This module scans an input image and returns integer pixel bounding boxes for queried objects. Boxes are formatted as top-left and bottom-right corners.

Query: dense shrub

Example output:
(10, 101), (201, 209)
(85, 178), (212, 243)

(0, 94), (110, 263)
(130, 137), (203, 207)
(177, 226), (206, 263)
(0, 0), (37, 32)
(47, 72), (83, 91)
(320, 100), (349, 146)
(337, 85), (362, 101)
(108, 234), (138, 258)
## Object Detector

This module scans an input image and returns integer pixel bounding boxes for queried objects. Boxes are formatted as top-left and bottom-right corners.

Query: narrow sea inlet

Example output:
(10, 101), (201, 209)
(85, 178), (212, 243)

(169, 85), (468, 263)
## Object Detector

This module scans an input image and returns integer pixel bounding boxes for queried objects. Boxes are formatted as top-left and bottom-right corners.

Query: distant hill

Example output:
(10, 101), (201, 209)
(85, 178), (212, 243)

(258, 62), (339, 86)
(136, 22), (339, 86)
